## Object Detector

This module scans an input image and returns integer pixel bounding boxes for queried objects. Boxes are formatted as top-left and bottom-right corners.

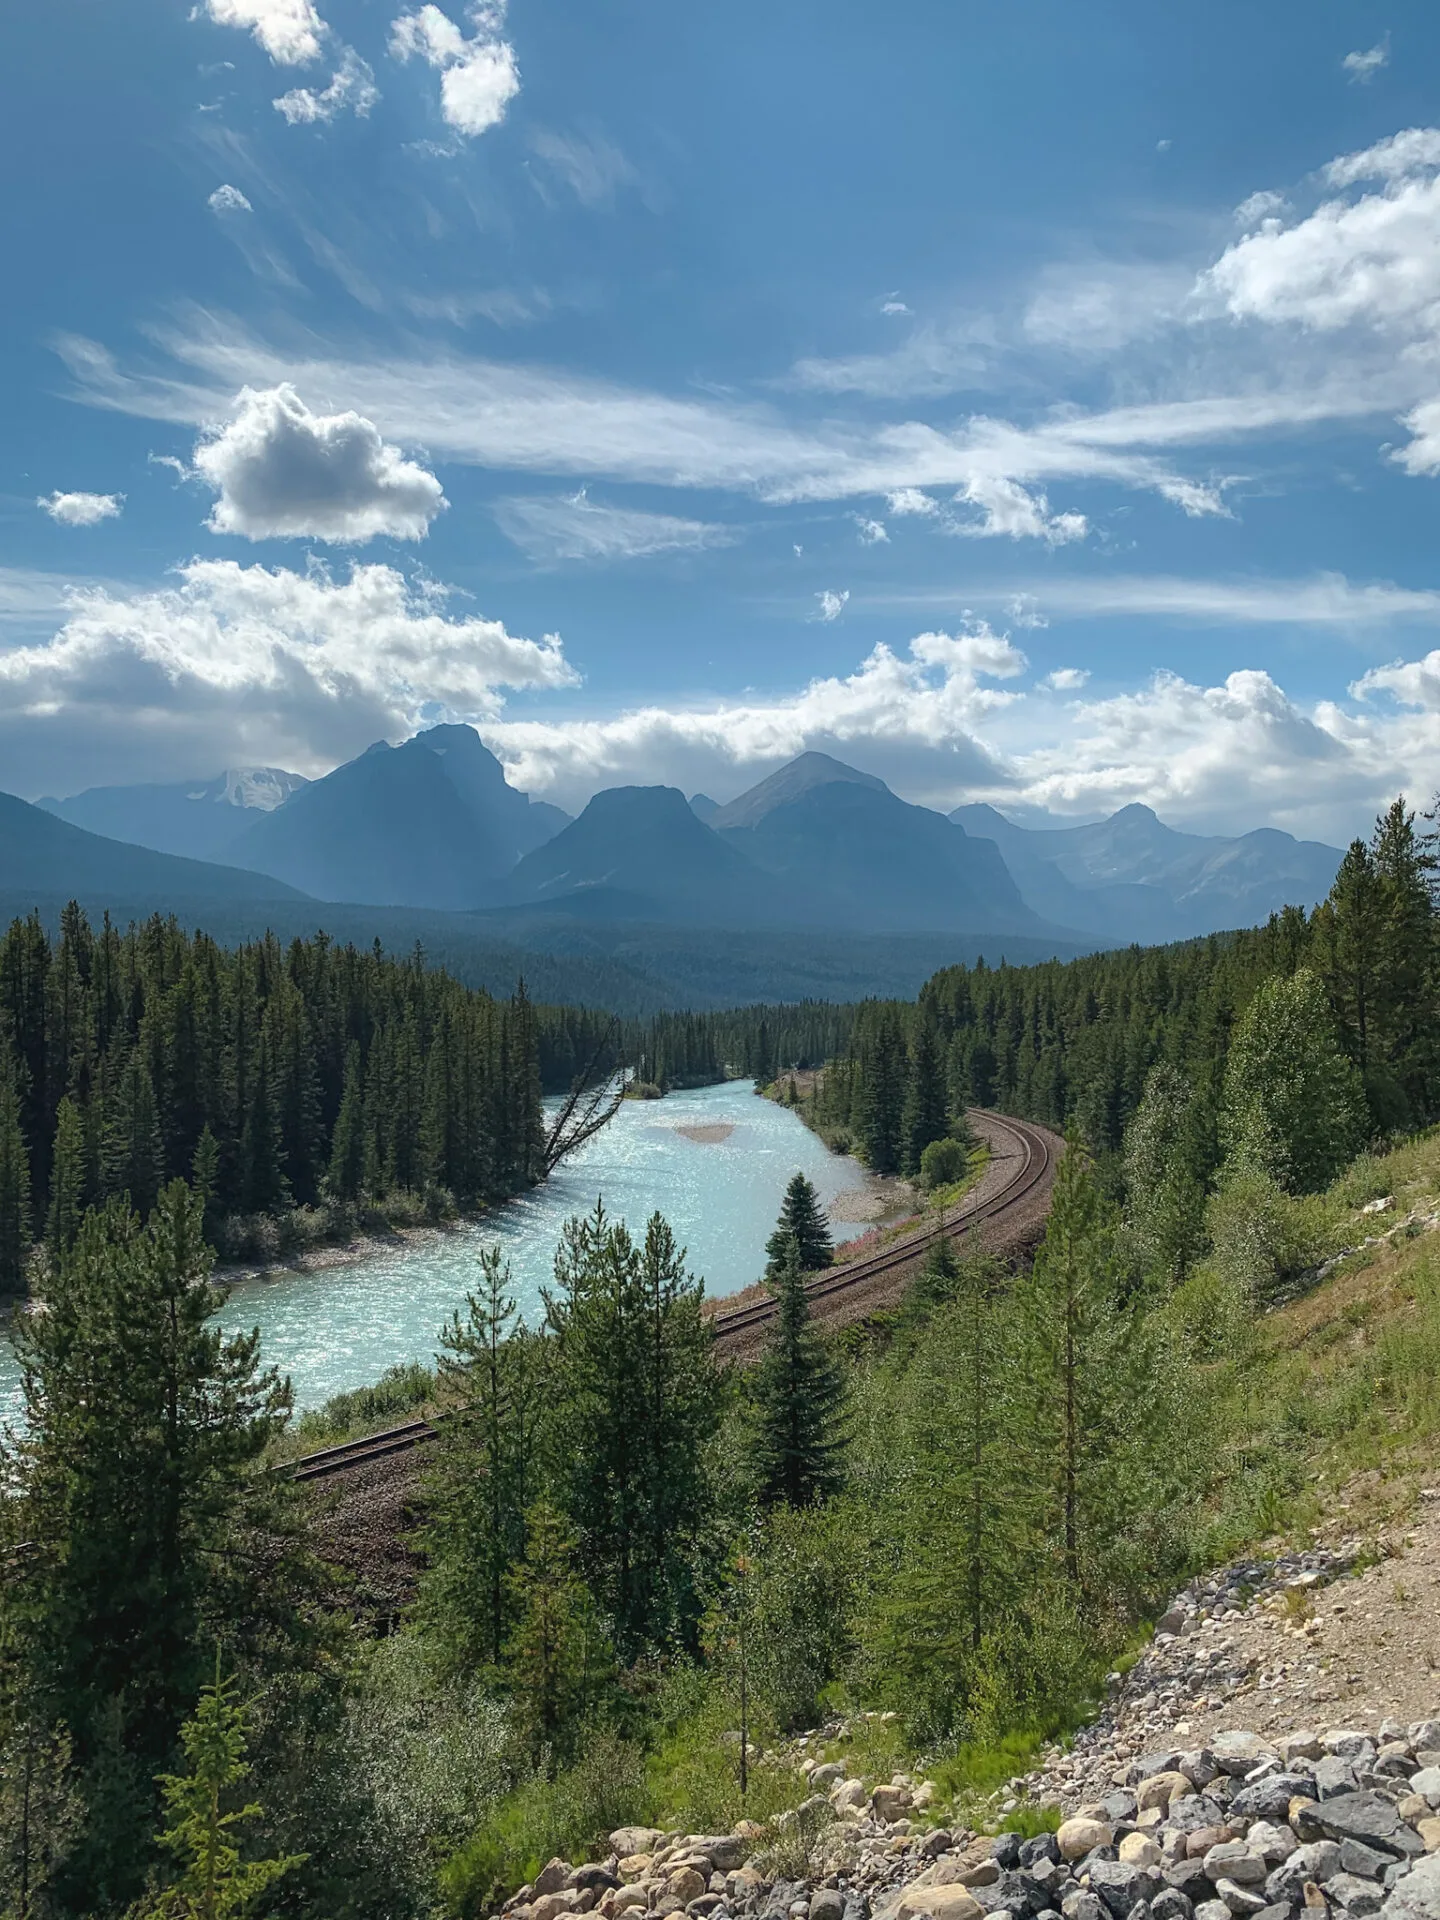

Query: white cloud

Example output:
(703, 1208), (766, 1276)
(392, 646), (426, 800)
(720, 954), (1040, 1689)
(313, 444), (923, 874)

(814, 589), (849, 622)
(1234, 189), (1289, 226)
(38, 491), (124, 527)
(886, 487), (939, 516)
(1343, 37), (1390, 83)
(852, 515), (889, 544)
(1005, 593), (1048, 630)
(485, 622), (1025, 808)
(528, 128), (638, 208)
(881, 299), (911, 316)
(389, 3), (519, 138)
(951, 475), (1088, 544)
(274, 46), (378, 123)
(1325, 127), (1440, 188)
(192, 384), (447, 541)
(1043, 668), (1089, 691)
(0, 559), (574, 793)
(492, 491), (737, 563)
(200, 0), (326, 66)
(208, 183), (253, 212)
(883, 571), (1440, 631)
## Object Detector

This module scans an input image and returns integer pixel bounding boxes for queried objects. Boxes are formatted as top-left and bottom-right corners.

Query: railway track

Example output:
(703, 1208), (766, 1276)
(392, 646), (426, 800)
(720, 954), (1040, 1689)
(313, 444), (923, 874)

(280, 1108), (1059, 1485)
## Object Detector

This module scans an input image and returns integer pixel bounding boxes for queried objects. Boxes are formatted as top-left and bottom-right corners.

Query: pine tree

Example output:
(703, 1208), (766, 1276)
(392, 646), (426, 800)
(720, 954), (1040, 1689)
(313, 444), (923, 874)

(144, 1659), (306, 1920)
(191, 1127), (221, 1245)
(854, 1006), (906, 1174)
(45, 1094), (84, 1267)
(751, 1236), (847, 1509)
(1009, 1139), (1166, 1598)
(10, 1184), (298, 1904)
(420, 1246), (539, 1674)
(545, 1203), (720, 1658)
(764, 1172), (834, 1277)
(503, 1503), (603, 1768)
(0, 1056), (32, 1293)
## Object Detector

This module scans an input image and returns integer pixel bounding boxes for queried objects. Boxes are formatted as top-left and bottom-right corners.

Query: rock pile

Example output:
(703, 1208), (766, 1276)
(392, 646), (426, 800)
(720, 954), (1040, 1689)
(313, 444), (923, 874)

(494, 1722), (1440, 1920)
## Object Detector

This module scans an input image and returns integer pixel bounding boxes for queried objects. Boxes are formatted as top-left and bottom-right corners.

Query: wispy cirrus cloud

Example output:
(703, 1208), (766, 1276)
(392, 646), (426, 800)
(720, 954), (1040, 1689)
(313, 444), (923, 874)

(492, 491), (737, 563)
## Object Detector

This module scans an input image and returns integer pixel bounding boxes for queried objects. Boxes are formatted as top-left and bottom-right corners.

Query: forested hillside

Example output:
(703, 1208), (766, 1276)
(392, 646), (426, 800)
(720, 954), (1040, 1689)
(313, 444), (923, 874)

(0, 908), (579, 1287)
(810, 799), (1436, 1185)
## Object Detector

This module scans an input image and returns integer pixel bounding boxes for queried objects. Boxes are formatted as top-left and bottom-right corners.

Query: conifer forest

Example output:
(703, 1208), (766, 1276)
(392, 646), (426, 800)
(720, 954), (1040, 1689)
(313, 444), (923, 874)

(3, 800), (1440, 1920)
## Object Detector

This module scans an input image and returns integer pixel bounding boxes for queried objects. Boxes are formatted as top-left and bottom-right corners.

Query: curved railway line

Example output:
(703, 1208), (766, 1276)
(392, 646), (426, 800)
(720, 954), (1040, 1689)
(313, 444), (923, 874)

(281, 1108), (1060, 1487)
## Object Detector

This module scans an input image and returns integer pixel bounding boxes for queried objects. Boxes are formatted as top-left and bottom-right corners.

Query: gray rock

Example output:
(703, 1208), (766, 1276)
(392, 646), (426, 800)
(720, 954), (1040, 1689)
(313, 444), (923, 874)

(1023, 1840), (1063, 1871)
(1231, 1779), (1317, 1824)
(1136, 1755), (1186, 1783)
(1250, 1906), (1295, 1920)
(1325, 1735), (1377, 1761)
(812, 1765), (847, 1789)
(1214, 1882), (1268, 1917)
(842, 1899), (868, 1920)
(1061, 1894), (1106, 1920)
(1214, 1737), (1278, 1779)
(1341, 1843), (1398, 1882)
(1181, 1756), (1222, 1793)
(568, 1866), (619, 1893)
(1202, 1847), (1267, 1889)
(1088, 1863), (1159, 1920)
(1409, 1724), (1440, 1755)
(1164, 1866), (1211, 1898)
(1243, 1826), (1296, 1868)
(1126, 1903), (1152, 1920)
(1266, 1843), (1344, 1902)
(1297, 1793), (1427, 1860)
(811, 1893), (846, 1920)
(1325, 1876), (1385, 1916)
(1194, 1904), (1233, 1920)
(994, 1840), (1024, 1874)
(1411, 1769), (1440, 1809)
(1152, 1895), (1194, 1920)
(1105, 1796), (1141, 1827)
(1315, 1759), (1362, 1801)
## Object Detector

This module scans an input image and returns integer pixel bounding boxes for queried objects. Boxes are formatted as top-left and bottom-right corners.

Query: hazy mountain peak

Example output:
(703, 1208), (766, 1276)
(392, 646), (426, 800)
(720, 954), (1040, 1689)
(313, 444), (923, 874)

(711, 751), (887, 831)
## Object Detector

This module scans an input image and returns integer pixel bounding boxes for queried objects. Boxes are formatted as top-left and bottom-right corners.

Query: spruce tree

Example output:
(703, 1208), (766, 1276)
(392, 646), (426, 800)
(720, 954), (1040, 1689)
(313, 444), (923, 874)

(45, 1094), (84, 1268)
(854, 1006), (906, 1174)
(764, 1172), (834, 1277)
(326, 1043), (365, 1203)
(901, 1015), (949, 1176)
(146, 1660), (306, 1920)
(751, 1236), (847, 1509)
(0, 1057), (32, 1293)
(101, 1048), (164, 1219)
(10, 1184), (298, 1905)
(1122, 1064), (1208, 1287)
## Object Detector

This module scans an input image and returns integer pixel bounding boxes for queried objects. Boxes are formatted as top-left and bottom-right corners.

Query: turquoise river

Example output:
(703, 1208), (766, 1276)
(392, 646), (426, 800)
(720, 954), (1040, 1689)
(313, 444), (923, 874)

(0, 1080), (874, 1428)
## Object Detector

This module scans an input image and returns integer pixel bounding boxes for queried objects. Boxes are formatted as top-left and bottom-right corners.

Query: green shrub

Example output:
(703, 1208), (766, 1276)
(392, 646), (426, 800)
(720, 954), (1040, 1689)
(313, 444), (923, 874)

(919, 1137), (969, 1190)
(441, 1733), (647, 1917)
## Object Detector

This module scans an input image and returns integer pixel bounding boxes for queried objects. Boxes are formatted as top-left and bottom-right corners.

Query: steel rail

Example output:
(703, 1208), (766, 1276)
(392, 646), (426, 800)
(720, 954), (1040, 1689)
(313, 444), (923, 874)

(279, 1108), (1058, 1484)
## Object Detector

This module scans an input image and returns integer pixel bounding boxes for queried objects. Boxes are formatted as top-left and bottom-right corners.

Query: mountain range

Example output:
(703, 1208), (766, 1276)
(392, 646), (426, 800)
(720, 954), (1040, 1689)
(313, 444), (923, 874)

(16, 728), (1347, 974)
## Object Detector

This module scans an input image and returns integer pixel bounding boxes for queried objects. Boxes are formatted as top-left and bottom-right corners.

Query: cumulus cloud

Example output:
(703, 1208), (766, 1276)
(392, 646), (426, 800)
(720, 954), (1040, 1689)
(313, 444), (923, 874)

(192, 384), (447, 541)
(884, 487), (937, 518)
(1043, 668), (1089, 691)
(1234, 188), (1289, 226)
(952, 476), (1088, 544)
(1343, 37), (1390, 83)
(814, 589), (849, 622)
(0, 559), (574, 793)
(852, 516), (889, 544)
(200, 0), (326, 65)
(492, 491), (737, 563)
(485, 622), (1026, 809)
(389, 3), (519, 138)
(38, 491), (124, 527)
(208, 183), (253, 212)
(274, 46), (378, 122)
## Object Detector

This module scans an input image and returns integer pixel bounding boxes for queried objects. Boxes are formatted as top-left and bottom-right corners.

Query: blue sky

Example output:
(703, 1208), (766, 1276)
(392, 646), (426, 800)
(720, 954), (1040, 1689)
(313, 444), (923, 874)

(5, 0), (1440, 840)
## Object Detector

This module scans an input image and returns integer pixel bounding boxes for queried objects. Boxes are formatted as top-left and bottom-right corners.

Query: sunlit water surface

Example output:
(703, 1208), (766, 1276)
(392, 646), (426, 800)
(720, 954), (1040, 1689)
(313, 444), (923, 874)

(0, 1081), (870, 1424)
